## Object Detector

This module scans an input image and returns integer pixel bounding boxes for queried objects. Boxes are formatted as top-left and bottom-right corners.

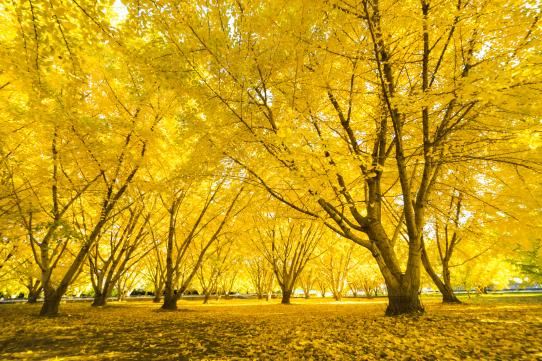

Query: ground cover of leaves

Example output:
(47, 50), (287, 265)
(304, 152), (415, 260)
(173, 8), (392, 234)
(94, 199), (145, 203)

(0, 295), (541, 360)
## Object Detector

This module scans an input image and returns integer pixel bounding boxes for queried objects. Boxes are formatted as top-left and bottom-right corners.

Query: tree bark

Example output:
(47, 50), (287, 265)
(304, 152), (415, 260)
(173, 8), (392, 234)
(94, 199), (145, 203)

(203, 293), (210, 304)
(384, 281), (424, 316)
(281, 289), (292, 304)
(27, 293), (39, 304)
(161, 291), (177, 310)
(40, 290), (61, 316)
(372, 244), (424, 315)
(27, 285), (42, 304)
(421, 242), (461, 303)
(92, 292), (108, 307)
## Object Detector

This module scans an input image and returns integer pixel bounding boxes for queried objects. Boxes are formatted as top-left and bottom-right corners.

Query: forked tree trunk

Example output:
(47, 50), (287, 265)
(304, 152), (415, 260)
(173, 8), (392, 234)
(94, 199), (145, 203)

(363, 285), (374, 299)
(162, 291), (177, 310)
(92, 292), (108, 307)
(40, 290), (62, 316)
(281, 289), (292, 305)
(373, 248), (424, 315)
(385, 282), (423, 316)
(27, 292), (39, 304)
(27, 286), (42, 304)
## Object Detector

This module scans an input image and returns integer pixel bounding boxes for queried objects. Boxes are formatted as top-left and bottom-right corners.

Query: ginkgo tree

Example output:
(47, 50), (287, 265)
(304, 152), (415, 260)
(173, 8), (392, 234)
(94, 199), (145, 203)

(0, 0), (540, 319)
(140, 0), (542, 315)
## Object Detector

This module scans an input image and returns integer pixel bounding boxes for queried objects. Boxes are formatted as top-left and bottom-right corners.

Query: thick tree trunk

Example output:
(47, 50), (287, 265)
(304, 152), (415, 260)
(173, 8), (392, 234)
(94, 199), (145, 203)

(334, 293), (342, 301)
(161, 292), (177, 310)
(203, 293), (210, 304)
(385, 283), (424, 316)
(281, 289), (292, 304)
(368, 224), (425, 316)
(40, 290), (61, 316)
(92, 292), (108, 307)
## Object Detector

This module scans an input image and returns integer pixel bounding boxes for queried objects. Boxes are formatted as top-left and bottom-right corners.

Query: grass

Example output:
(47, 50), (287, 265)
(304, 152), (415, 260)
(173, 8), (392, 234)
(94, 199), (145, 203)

(0, 294), (541, 360)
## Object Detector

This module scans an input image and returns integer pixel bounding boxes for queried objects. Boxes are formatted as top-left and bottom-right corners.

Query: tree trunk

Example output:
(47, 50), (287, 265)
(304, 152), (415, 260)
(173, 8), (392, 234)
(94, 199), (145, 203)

(40, 290), (61, 316)
(281, 289), (292, 305)
(161, 292), (177, 310)
(421, 242), (461, 303)
(27, 293), (39, 304)
(266, 292), (271, 301)
(92, 292), (108, 307)
(368, 225), (425, 316)
(203, 293), (210, 304)
(334, 293), (342, 301)
(385, 282), (424, 316)
(257, 293), (263, 300)
(153, 294), (162, 303)
(442, 263), (461, 303)
(27, 286), (42, 304)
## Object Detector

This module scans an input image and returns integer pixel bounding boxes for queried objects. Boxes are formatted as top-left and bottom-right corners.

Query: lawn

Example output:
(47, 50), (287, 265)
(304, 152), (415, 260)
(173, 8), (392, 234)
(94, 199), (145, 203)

(1, 295), (541, 360)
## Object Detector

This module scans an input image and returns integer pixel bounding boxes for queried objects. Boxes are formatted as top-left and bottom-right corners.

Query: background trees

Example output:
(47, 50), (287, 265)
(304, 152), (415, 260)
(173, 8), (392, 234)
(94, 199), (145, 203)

(0, 0), (540, 316)
(255, 213), (322, 305)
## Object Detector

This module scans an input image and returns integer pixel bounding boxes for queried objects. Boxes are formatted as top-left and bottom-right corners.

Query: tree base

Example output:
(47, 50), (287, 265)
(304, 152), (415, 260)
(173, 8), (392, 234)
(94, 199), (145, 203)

(281, 290), (292, 305)
(91, 295), (108, 307)
(442, 296), (462, 304)
(385, 295), (425, 316)
(40, 297), (61, 316)
(161, 297), (178, 310)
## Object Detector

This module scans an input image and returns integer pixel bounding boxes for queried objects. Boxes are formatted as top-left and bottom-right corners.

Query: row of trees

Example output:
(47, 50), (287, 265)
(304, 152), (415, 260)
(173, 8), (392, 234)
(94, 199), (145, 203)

(0, 0), (541, 316)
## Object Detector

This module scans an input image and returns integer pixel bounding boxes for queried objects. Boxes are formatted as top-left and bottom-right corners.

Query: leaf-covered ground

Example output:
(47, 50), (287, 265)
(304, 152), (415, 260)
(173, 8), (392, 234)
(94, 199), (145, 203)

(0, 295), (541, 360)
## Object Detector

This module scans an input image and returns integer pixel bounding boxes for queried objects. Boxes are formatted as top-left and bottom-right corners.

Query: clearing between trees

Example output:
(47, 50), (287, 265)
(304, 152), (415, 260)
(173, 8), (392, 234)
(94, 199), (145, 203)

(1, 295), (541, 360)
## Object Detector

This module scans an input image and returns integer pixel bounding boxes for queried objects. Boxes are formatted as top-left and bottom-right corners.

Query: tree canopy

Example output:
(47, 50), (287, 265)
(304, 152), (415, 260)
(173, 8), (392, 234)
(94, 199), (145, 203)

(0, 0), (540, 316)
